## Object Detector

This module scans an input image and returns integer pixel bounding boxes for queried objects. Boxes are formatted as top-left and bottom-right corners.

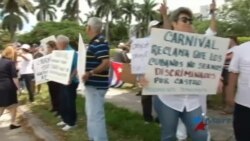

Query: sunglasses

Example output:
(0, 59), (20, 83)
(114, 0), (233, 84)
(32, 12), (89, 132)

(178, 17), (193, 24)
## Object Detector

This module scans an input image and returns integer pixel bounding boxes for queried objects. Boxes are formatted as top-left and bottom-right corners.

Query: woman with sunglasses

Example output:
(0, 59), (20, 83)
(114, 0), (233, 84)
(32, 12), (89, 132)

(140, 0), (219, 141)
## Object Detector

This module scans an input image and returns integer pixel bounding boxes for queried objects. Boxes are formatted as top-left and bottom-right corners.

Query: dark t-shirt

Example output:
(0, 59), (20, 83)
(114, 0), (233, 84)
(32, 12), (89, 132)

(0, 58), (17, 90)
(85, 34), (110, 89)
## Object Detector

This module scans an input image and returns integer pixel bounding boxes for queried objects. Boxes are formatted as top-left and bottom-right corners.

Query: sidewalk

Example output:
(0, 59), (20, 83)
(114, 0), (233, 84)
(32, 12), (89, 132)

(0, 111), (37, 141)
(103, 88), (235, 141)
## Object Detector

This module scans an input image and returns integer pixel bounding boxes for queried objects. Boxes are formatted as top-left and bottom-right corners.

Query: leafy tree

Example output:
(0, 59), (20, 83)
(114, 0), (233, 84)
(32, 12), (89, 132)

(57, 0), (92, 23)
(0, 29), (11, 49)
(18, 21), (88, 49)
(94, 0), (118, 41)
(0, 0), (34, 41)
(109, 20), (129, 45)
(135, 0), (158, 37)
(218, 0), (250, 36)
(85, 11), (96, 20)
(34, 0), (57, 21)
(120, 0), (138, 24)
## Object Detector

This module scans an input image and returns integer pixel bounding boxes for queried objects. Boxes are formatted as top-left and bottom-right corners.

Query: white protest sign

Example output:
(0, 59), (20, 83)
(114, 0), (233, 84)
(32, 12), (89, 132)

(40, 35), (57, 54)
(143, 28), (230, 95)
(33, 55), (51, 85)
(131, 38), (150, 74)
(47, 50), (74, 85)
(77, 34), (86, 89)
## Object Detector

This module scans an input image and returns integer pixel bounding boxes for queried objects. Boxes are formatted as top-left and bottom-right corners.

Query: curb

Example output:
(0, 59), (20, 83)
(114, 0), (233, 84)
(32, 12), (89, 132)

(18, 105), (60, 141)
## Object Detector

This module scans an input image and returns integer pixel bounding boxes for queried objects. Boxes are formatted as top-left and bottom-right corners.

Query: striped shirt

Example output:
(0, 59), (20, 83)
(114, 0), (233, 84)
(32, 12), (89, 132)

(85, 34), (110, 89)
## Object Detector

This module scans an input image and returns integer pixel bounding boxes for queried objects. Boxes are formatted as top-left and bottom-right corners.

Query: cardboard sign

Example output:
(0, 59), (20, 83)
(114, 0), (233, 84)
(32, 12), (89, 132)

(77, 34), (86, 89)
(33, 55), (51, 85)
(130, 38), (150, 74)
(143, 28), (230, 95)
(47, 50), (74, 85)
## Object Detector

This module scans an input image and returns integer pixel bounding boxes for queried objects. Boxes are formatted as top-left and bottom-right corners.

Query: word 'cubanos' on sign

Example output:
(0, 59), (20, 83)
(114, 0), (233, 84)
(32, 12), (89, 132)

(143, 28), (230, 95)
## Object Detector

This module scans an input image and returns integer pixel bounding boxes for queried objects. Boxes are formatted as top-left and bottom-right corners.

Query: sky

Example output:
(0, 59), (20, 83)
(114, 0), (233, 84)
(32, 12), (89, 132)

(21, 0), (225, 33)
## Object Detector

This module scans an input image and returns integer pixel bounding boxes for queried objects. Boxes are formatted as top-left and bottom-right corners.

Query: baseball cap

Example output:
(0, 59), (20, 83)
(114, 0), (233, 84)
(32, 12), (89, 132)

(21, 44), (31, 50)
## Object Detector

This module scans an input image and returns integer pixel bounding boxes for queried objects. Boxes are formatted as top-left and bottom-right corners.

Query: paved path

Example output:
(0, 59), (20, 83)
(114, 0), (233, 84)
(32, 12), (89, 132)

(103, 88), (235, 141)
(0, 112), (37, 141)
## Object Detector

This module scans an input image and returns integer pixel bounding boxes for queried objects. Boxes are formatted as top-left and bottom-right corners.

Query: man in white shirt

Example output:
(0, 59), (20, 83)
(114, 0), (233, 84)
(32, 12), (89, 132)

(18, 44), (35, 102)
(226, 41), (250, 141)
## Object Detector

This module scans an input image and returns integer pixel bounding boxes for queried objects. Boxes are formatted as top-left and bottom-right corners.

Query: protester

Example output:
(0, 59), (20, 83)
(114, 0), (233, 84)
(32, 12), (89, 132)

(0, 46), (21, 130)
(16, 45), (25, 94)
(226, 41), (250, 141)
(221, 36), (238, 115)
(56, 35), (79, 131)
(82, 17), (110, 141)
(175, 1), (218, 140)
(46, 41), (61, 116)
(18, 44), (35, 102)
(138, 20), (163, 124)
(32, 43), (44, 94)
(139, 1), (223, 140)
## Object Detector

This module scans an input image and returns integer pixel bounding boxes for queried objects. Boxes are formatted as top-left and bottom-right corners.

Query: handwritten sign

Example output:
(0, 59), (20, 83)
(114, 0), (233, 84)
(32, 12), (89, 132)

(77, 34), (86, 89)
(143, 28), (230, 95)
(131, 38), (150, 74)
(47, 51), (74, 85)
(33, 55), (51, 85)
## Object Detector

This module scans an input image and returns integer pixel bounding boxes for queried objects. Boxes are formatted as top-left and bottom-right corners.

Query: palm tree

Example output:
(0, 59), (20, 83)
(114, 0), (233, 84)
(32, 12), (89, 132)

(136, 0), (158, 37)
(85, 11), (96, 20)
(120, 0), (138, 24)
(0, 0), (34, 41)
(94, 0), (118, 41)
(35, 0), (57, 22)
(57, 0), (92, 23)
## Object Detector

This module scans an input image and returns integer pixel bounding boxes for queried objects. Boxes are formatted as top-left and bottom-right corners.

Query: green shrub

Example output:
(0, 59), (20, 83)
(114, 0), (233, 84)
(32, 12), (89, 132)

(238, 37), (250, 44)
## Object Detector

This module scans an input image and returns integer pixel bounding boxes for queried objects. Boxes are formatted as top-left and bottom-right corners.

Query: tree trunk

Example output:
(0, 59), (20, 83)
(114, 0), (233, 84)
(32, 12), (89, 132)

(105, 13), (109, 42)
(10, 30), (15, 42)
(76, 0), (80, 24)
(43, 10), (46, 21)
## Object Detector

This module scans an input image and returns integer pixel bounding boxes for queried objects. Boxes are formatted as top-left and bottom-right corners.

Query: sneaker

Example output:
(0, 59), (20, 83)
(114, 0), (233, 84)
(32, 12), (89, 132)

(57, 121), (66, 126)
(62, 125), (76, 131)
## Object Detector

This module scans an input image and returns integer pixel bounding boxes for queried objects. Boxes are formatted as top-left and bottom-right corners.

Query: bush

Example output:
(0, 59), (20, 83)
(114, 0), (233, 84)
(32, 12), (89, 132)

(238, 37), (250, 44)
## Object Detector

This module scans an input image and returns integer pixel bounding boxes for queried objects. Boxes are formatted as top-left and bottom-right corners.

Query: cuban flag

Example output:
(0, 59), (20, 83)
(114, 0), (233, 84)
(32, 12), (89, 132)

(110, 61), (124, 88)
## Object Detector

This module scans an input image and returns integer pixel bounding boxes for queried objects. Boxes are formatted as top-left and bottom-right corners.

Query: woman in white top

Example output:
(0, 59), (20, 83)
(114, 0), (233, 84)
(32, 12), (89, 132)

(18, 44), (35, 102)
(140, 2), (223, 141)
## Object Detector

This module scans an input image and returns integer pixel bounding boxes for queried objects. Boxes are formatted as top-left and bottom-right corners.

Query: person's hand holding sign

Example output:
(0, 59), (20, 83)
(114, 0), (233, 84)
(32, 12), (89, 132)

(138, 75), (149, 88)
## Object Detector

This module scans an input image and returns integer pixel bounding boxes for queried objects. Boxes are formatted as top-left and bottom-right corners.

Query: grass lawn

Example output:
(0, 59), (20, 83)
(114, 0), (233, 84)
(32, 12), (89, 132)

(19, 86), (160, 141)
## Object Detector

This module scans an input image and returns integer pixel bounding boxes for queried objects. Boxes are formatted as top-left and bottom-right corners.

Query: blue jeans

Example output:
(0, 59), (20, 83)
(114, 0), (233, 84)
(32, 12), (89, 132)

(84, 86), (108, 141)
(153, 96), (208, 141)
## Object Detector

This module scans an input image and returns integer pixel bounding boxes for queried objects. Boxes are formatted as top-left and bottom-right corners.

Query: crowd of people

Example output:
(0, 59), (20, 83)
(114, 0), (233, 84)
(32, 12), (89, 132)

(0, 0), (249, 141)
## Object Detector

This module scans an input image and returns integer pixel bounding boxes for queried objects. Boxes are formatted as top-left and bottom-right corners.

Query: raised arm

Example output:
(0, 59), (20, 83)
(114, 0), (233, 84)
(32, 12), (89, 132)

(159, 0), (171, 29)
(209, 0), (217, 32)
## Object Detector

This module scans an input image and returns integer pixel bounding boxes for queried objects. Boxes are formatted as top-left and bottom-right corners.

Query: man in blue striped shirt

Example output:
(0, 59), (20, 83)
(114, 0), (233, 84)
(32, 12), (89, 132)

(82, 17), (110, 141)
